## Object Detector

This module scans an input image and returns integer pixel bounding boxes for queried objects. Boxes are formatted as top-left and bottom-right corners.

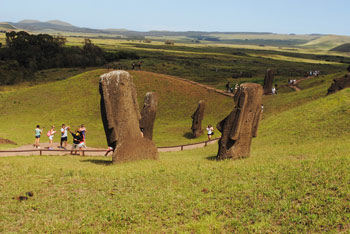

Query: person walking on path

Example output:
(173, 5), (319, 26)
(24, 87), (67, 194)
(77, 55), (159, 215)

(47, 126), (56, 150)
(60, 124), (69, 149)
(206, 124), (214, 140)
(34, 125), (43, 148)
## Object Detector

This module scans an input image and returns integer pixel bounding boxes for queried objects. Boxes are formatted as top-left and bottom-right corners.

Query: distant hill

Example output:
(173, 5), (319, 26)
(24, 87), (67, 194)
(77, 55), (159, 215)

(0, 22), (17, 30)
(46, 20), (74, 27)
(330, 43), (350, 52)
(10, 20), (108, 34)
(301, 35), (350, 50)
(17, 19), (41, 24)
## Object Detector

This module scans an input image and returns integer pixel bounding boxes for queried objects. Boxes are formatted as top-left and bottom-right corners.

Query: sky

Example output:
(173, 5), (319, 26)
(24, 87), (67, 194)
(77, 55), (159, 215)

(1, 0), (349, 35)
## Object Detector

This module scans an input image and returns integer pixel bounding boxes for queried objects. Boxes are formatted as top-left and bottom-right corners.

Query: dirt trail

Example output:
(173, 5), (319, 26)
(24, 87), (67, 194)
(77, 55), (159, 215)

(287, 77), (310, 92)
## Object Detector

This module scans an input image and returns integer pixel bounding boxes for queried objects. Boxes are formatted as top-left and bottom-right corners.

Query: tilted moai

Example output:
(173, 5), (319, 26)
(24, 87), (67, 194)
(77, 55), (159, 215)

(191, 100), (205, 138)
(139, 92), (158, 140)
(327, 74), (350, 95)
(99, 71), (158, 163)
(217, 83), (264, 160)
(263, 69), (274, 95)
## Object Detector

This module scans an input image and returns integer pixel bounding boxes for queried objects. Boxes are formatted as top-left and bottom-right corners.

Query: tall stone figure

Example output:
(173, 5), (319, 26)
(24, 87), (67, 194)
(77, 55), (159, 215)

(263, 69), (274, 95)
(217, 83), (264, 160)
(191, 100), (205, 137)
(99, 71), (158, 163)
(139, 92), (158, 140)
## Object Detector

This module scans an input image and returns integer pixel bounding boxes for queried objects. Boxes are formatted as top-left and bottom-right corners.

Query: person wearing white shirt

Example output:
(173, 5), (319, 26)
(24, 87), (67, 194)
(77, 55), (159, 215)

(60, 124), (69, 149)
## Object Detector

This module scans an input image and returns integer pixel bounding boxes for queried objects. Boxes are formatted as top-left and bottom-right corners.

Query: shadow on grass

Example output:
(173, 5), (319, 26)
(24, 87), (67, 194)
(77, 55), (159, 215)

(80, 159), (113, 165)
(183, 132), (195, 139)
(206, 155), (218, 161)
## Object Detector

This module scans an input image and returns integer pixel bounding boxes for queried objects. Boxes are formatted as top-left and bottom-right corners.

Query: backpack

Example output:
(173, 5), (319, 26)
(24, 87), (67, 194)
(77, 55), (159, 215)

(46, 130), (51, 137)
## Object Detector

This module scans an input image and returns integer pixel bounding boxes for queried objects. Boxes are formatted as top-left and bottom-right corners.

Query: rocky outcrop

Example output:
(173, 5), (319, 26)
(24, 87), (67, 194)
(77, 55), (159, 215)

(191, 100), (205, 138)
(140, 92), (158, 140)
(217, 83), (264, 160)
(99, 71), (158, 163)
(327, 74), (350, 95)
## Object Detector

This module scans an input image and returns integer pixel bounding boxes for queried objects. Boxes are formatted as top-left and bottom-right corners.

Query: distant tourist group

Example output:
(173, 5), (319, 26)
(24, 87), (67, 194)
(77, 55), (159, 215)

(308, 70), (320, 77)
(225, 82), (239, 93)
(34, 124), (87, 155)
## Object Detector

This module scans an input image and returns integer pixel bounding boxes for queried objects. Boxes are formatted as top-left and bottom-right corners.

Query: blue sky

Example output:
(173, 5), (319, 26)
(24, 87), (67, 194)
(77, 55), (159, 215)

(1, 0), (349, 35)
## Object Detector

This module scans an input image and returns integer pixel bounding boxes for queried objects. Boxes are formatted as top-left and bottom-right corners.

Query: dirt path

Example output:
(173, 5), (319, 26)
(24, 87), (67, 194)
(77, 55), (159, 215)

(131, 71), (235, 98)
(287, 77), (310, 92)
(0, 139), (220, 157)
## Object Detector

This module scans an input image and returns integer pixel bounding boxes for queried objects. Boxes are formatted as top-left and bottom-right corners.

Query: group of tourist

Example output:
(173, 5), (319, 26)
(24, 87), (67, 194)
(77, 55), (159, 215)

(131, 61), (143, 70)
(34, 124), (87, 155)
(225, 82), (239, 93)
(288, 79), (297, 85)
(308, 70), (320, 77)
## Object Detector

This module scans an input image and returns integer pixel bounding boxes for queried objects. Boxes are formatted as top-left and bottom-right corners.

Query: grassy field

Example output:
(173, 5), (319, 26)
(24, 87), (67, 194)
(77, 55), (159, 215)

(2, 85), (350, 233)
(1, 32), (350, 232)
(0, 69), (233, 148)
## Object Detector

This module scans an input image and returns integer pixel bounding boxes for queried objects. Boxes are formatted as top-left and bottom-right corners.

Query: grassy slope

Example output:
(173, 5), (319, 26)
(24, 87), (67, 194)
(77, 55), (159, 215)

(0, 70), (233, 147)
(2, 84), (350, 232)
(301, 35), (350, 50)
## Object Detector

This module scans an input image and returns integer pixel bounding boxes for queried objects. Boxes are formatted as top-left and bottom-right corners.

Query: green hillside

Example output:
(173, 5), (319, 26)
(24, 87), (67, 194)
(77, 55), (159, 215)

(301, 35), (350, 50)
(2, 71), (350, 232)
(0, 70), (233, 148)
(330, 43), (350, 52)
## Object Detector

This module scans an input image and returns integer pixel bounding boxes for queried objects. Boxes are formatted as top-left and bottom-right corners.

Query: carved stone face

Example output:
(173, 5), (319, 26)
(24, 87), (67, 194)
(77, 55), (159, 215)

(217, 83), (263, 160)
(99, 71), (158, 163)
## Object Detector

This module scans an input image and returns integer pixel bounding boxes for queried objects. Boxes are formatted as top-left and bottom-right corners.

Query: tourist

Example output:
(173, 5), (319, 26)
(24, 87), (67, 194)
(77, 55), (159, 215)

(79, 124), (87, 145)
(68, 128), (84, 155)
(105, 146), (114, 156)
(271, 87), (276, 95)
(225, 82), (230, 92)
(60, 124), (69, 150)
(47, 126), (56, 150)
(138, 61), (143, 70)
(206, 124), (214, 140)
(34, 125), (43, 149)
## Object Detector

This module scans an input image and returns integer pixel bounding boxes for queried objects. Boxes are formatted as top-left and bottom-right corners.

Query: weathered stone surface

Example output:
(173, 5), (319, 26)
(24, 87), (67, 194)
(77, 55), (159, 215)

(263, 69), (274, 95)
(216, 83), (264, 160)
(327, 74), (350, 95)
(191, 100), (205, 138)
(140, 92), (158, 140)
(99, 71), (158, 163)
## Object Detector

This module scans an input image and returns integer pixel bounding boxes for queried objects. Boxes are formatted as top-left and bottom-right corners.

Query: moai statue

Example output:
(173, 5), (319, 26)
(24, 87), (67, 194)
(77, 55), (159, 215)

(139, 92), (158, 140)
(99, 71), (158, 163)
(191, 100), (205, 138)
(263, 69), (274, 95)
(327, 74), (350, 95)
(217, 83), (264, 160)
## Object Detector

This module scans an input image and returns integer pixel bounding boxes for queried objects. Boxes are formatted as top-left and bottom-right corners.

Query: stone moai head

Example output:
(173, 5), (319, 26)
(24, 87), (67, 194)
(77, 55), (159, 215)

(139, 92), (158, 140)
(191, 100), (205, 138)
(263, 69), (274, 95)
(327, 74), (350, 95)
(99, 71), (158, 163)
(216, 83), (264, 160)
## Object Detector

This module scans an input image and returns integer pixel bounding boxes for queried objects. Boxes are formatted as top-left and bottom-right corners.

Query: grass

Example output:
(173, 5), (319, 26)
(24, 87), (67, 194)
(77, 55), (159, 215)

(2, 88), (350, 232)
(1, 38), (350, 232)
(0, 69), (233, 148)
